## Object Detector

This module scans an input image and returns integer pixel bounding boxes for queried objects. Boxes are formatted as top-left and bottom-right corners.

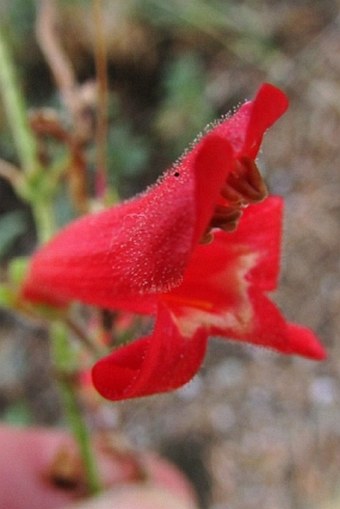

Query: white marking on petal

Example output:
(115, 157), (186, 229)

(170, 251), (258, 338)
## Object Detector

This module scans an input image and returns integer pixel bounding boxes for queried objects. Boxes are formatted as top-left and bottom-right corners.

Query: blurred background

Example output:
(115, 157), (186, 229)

(0, 1), (340, 508)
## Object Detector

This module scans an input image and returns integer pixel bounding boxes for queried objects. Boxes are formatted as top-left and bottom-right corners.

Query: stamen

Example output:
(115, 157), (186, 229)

(227, 157), (268, 203)
(220, 183), (245, 205)
(200, 157), (267, 243)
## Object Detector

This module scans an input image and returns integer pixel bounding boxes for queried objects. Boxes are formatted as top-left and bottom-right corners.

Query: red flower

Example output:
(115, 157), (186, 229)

(22, 84), (325, 401)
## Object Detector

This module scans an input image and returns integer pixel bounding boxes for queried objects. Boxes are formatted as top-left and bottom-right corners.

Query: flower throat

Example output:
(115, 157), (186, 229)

(201, 157), (268, 243)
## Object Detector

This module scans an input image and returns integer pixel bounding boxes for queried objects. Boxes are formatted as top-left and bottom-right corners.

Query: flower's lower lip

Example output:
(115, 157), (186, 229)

(201, 157), (268, 243)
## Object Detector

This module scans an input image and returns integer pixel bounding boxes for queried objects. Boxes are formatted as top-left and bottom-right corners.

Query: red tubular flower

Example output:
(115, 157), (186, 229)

(22, 83), (326, 401)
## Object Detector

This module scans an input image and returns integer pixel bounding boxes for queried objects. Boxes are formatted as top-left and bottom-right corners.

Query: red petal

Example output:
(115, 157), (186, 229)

(191, 135), (234, 244)
(244, 83), (289, 158)
(22, 182), (193, 306)
(158, 199), (279, 340)
(211, 83), (288, 158)
(92, 304), (208, 401)
(165, 197), (283, 320)
(162, 196), (325, 361)
(231, 196), (283, 290)
(285, 323), (327, 360)
(252, 292), (326, 360)
(214, 289), (326, 360)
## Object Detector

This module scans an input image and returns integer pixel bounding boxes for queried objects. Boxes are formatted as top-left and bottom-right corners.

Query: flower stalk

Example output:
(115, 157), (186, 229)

(51, 321), (102, 495)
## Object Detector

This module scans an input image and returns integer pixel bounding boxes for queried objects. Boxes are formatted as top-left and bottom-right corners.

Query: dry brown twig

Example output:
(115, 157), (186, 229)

(35, 0), (91, 135)
(35, 0), (98, 212)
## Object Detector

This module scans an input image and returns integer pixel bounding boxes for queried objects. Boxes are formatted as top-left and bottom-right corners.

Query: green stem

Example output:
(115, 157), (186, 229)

(0, 23), (57, 244)
(32, 199), (56, 244)
(51, 321), (102, 495)
(0, 24), (39, 177)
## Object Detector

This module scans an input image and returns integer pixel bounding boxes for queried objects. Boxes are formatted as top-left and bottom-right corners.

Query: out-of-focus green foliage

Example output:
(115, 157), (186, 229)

(0, 210), (27, 260)
(2, 401), (32, 425)
(0, 0), (35, 42)
(107, 123), (151, 191)
(155, 54), (214, 154)
(133, 0), (279, 63)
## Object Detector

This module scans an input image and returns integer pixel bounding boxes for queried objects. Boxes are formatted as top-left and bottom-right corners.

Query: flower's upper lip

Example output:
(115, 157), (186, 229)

(189, 83), (288, 246)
